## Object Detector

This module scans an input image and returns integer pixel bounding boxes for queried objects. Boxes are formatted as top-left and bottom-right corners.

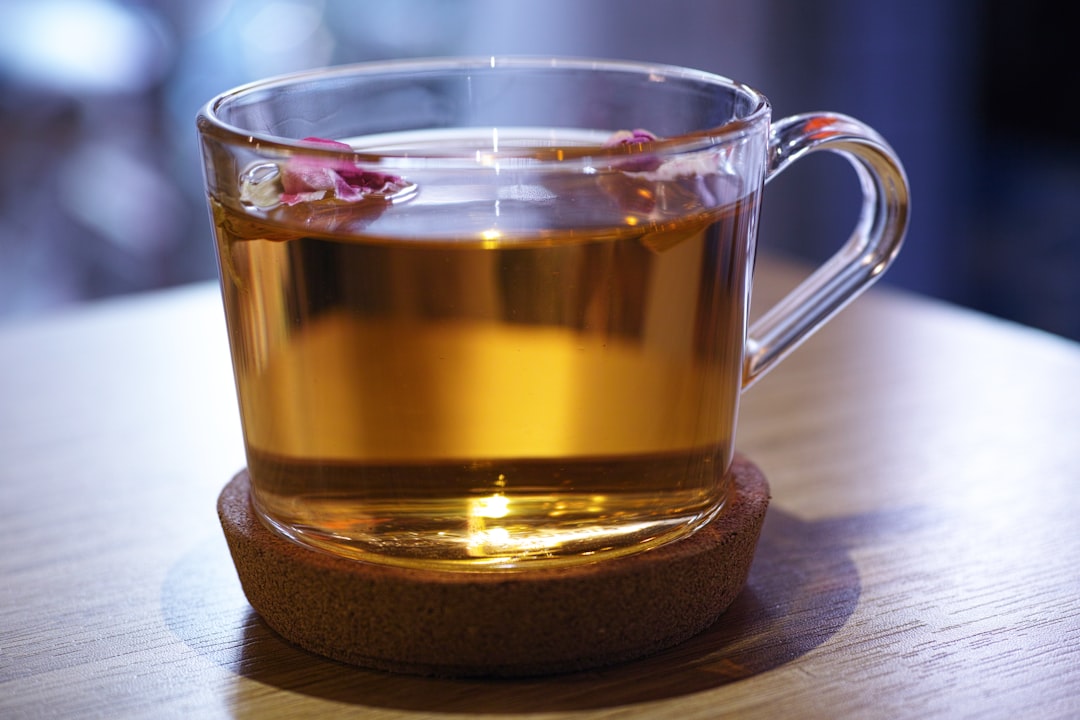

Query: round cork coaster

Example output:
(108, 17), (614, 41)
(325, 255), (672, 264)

(217, 455), (770, 678)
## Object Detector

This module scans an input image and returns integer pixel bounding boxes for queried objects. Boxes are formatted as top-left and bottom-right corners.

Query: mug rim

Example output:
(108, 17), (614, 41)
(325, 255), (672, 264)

(197, 55), (771, 164)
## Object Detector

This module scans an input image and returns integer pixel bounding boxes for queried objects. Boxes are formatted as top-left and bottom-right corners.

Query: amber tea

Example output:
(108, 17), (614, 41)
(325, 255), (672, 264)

(211, 128), (758, 569)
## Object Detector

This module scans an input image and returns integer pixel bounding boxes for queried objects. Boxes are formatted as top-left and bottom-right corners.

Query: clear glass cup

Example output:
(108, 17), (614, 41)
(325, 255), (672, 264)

(197, 57), (908, 571)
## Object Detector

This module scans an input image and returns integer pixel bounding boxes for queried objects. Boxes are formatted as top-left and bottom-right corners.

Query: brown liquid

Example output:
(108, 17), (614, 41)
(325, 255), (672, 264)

(212, 134), (759, 570)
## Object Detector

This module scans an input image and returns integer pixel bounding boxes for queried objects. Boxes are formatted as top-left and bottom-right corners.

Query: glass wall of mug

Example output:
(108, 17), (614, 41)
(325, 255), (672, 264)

(198, 57), (906, 570)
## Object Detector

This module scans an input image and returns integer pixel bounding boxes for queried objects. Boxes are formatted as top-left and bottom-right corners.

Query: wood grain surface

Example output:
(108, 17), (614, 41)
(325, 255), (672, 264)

(2, 255), (1078, 719)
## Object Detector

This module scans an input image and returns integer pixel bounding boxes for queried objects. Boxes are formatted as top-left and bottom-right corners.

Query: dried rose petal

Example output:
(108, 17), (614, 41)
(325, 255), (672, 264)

(602, 128), (662, 173)
(279, 137), (410, 206)
(298, 137), (353, 151)
(597, 128), (736, 226)
(603, 128), (658, 147)
(602, 129), (729, 181)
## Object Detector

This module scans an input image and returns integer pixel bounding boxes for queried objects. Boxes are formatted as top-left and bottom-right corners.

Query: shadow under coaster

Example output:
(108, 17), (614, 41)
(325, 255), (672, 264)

(217, 455), (770, 678)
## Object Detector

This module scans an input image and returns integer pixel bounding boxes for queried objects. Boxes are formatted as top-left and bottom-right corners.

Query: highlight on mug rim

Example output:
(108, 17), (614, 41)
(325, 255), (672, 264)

(195, 55), (772, 165)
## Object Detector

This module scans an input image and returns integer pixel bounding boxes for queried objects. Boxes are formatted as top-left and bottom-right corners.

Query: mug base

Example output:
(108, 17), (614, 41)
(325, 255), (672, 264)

(217, 454), (770, 678)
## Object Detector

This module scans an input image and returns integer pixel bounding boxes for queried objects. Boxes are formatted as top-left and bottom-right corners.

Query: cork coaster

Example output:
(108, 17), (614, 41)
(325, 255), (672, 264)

(217, 455), (770, 678)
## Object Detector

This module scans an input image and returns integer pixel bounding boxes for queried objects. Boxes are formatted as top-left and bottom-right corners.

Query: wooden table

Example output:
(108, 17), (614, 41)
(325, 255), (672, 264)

(2, 256), (1078, 719)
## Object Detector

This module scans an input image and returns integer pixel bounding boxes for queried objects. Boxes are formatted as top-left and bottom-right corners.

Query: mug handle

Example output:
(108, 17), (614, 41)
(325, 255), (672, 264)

(743, 113), (911, 389)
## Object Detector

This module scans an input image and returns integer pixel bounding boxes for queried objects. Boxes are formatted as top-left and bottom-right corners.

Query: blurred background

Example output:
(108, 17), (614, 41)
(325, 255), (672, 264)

(0, 0), (1077, 340)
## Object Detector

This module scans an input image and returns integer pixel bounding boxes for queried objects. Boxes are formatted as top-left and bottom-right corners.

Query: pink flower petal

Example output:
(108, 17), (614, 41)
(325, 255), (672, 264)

(300, 136), (353, 150)
(603, 129), (658, 147)
(278, 137), (410, 205)
(603, 128), (662, 172)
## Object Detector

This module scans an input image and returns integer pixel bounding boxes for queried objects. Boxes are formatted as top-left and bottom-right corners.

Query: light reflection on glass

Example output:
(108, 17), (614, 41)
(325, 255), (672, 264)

(0, 0), (171, 94)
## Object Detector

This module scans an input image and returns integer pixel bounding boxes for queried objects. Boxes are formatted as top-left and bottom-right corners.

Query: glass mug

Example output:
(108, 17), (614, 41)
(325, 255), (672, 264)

(198, 57), (908, 572)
